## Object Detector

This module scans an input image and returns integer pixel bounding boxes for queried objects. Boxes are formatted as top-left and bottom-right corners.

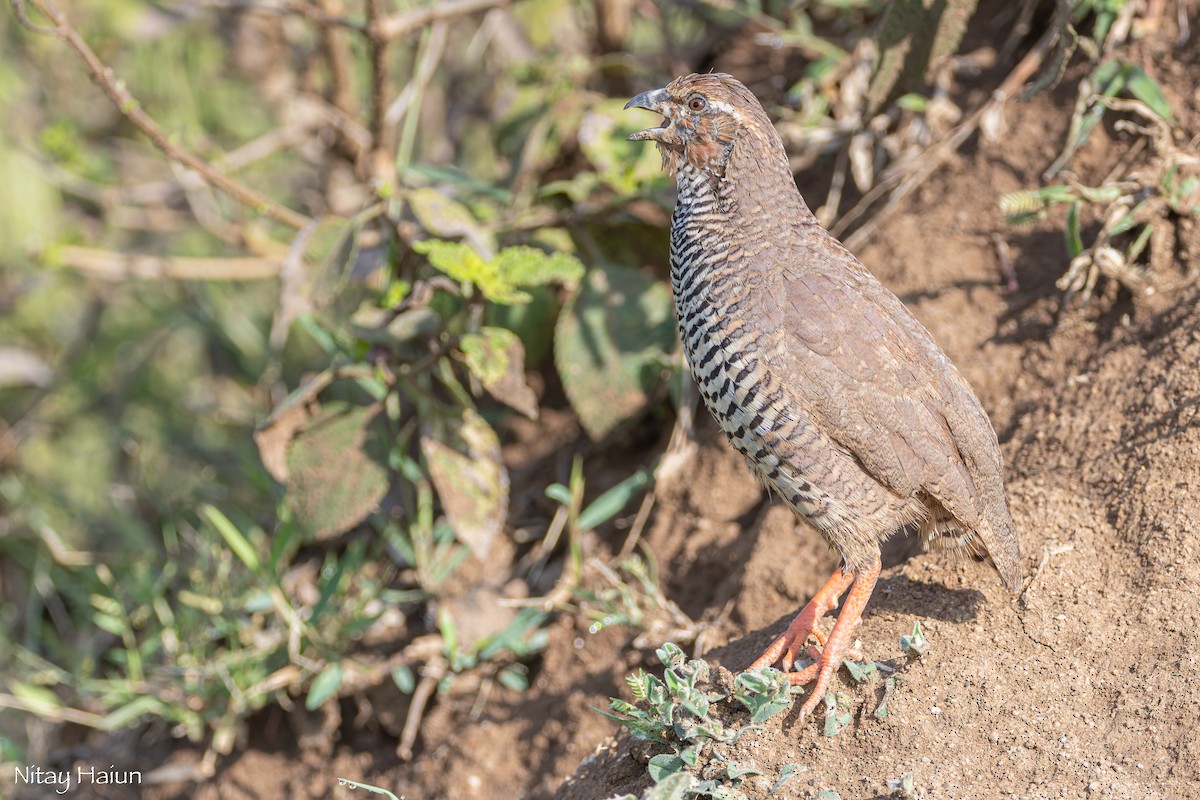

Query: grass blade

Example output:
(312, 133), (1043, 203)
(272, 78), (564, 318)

(201, 504), (261, 573)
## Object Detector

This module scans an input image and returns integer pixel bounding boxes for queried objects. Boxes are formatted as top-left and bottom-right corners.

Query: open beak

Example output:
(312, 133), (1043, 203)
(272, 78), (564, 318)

(624, 87), (672, 143)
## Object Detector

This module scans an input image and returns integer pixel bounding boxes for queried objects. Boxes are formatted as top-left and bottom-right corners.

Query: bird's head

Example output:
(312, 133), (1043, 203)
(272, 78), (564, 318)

(624, 73), (777, 178)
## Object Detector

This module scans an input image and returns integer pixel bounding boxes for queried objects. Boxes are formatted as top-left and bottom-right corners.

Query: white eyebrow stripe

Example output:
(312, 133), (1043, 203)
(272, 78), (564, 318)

(707, 99), (735, 114)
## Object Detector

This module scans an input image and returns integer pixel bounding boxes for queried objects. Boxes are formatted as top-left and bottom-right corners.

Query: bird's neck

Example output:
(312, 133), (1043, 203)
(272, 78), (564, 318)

(675, 128), (816, 229)
(670, 136), (818, 295)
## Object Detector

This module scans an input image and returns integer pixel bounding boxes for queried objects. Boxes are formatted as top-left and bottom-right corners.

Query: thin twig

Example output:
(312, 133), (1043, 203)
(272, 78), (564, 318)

(397, 658), (445, 760)
(313, 0), (357, 117)
(214, 125), (310, 173)
(200, 0), (365, 31)
(373, 0), (512, 41)
(0, 693), (107, 727)
(991, 232), (1018, 292)
(19, 0), (311, 230)
(616, 491), (656, 562)
(365, 0), (394, 190)
(11, 0), (55, 32)
(56, 246), (283, 280)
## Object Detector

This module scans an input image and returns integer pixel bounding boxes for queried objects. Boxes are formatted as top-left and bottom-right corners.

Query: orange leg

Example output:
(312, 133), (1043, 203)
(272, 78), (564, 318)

(748, 567), (854, 673)
(748, 559), (882, 721)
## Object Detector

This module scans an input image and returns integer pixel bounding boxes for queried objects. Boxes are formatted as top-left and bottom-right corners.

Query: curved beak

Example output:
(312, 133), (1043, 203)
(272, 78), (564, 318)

(625, 87), (671, 142)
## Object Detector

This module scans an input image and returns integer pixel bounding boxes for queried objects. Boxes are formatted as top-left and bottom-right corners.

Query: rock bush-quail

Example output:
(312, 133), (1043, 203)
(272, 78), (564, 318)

(626, 73), (1023, 721)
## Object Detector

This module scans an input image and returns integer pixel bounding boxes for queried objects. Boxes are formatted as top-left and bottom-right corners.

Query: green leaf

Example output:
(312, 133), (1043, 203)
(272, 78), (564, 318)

(727, 762), (762, 780)
(391, 665), (416, 694)
(1107, 211), (1138, 237)
(734, 669), (793, 723)
(475, 608), (549, 660)
(90, 610), (127, 638)
(769, 763), (806, 793)
(269, 517), (301, 575)
(253, 369), (336, 483)
(335, 778), (401, 800)
(438, 607), (461, 658)
(284, 402), (391, 541)
(555, 264), (676, 440)
(821, 692), (854, 737)
(578, 468), (652, 530)
(1065, 201), (1084, 259)
(414, 240), (527, 304)
(656, 642), (686, 668)
(642, 772), (697, 800)
(900, 620), (930, 656)
(894, 93), (929, 112)
(648, 753), (686, 782)
(459, 327), (539, 419)
(496, 664), (530, 692)
(414, 241), (582, 305)
(307, 662), (345, 709)
(201, 505), (261, 573)
(843, 659), (877, 683)
(100, 695), (164, 731)
(493, 246), (584, 289)
(1124, 66), (1172, 121)
(1126, 224), (1153, 264)
(407, 187), (493, 247)
(10, 682), (62, 716)
(544, 483), (573, 506)
(278, 214), (375, 339)
(420, 408), (508, 558)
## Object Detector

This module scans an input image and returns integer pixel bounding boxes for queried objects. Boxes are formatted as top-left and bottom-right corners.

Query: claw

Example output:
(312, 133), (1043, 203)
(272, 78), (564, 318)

(746, 559), (882, 721)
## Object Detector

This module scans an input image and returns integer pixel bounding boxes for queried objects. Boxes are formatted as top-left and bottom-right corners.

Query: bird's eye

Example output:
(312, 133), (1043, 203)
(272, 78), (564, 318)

(688, 95), (707, 112)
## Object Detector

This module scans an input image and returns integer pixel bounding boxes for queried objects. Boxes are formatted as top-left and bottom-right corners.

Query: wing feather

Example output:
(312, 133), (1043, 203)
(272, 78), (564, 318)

(758, 261), (1021, 588)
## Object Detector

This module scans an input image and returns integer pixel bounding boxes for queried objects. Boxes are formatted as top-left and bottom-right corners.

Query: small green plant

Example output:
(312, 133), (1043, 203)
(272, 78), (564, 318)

(1, 508), (408, 756)
(732, 668), (793, 723)
(822, 692), (855, 737)
(899, 620), (930, 657)
(887, 771), (919, 798)
(1000, 55), (1197, 306)
(596, 643), (733, 746)
(1043, 59), (1172, 178)
(434, 606), (548, 694)
(571, 553), (700, 650)
(596, 643), (808, 800)
(770, 763), (808, 793)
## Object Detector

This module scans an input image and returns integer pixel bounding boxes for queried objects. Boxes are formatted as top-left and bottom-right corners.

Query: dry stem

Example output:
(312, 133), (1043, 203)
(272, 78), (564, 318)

(57, 246), (283, 281)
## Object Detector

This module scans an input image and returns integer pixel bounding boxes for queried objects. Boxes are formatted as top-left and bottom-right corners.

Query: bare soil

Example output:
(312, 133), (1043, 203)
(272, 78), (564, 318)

(39, 13), (1200, 800)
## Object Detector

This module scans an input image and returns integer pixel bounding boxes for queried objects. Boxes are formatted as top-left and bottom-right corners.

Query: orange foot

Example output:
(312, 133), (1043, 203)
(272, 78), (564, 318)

(747, 558), (882, 720)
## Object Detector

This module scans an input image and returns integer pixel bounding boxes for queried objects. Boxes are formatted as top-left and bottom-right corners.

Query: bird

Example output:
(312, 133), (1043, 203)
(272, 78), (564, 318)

(624, 73), (1023, 721)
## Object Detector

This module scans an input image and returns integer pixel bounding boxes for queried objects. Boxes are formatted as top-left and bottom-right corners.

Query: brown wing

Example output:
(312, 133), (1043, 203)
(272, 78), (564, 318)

(758, 259), (1022, 591)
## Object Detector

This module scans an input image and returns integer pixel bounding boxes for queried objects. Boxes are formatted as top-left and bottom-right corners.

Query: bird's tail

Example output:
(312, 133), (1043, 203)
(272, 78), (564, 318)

(921, 508), (1023, 594)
